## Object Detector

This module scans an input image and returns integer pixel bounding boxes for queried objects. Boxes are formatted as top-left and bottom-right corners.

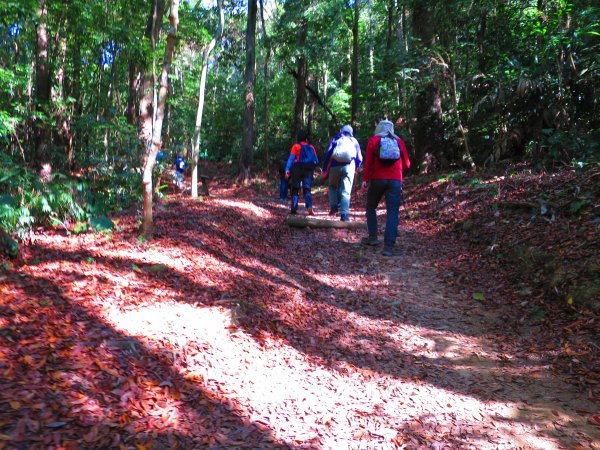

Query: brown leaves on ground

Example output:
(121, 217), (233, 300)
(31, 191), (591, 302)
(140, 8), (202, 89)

(0, 162), (598, 449)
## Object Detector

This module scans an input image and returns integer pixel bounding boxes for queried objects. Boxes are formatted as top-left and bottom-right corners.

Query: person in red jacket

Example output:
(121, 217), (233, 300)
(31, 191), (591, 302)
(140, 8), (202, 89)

(361, 119), (411, 256)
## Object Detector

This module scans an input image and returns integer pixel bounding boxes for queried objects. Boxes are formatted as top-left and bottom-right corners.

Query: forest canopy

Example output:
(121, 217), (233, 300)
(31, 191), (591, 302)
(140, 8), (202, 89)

(0, 0), (598, 236)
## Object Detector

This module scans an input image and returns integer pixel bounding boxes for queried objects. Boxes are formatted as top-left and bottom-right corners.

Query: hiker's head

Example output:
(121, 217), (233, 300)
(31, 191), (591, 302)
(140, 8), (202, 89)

(296, 130), (307, 143)
(374, 119), (395, 137)
(341, 124), (353, 137)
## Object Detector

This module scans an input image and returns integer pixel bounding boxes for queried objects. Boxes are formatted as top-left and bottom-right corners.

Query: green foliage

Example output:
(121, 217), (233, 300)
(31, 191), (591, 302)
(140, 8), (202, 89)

(90, 215), (115, 232)
(0, 151), (138, 238)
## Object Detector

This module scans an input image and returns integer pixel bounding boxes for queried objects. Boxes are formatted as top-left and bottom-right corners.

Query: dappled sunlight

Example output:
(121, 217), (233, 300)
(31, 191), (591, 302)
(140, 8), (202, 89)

(102, 300), (521, 448)
(2, 187), (597, 448)
(213, 198), (277, 220)
(98, 296), (593, 449)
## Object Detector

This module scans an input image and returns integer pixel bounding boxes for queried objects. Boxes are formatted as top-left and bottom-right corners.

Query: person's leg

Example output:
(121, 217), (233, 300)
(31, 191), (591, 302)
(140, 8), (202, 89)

(365, 179), (385, 240)
(279, 177), (288, 200)
(338, 164), (355, 220)
(383, 180), (403, 248)
(289, 166), (302, 213)
(302, 168), (314, 212)
(328, 167), (342, 213)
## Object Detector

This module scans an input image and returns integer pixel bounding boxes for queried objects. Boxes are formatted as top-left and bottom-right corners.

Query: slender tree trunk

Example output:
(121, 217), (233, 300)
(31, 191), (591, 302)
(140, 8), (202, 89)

(238, 0), (257, 184)
(292, 19), (308, 140)
(307, 74), (316, 136)
(350, 0), (359, 127)
(139, 0), (166, 153)
(191, 1), (223, 197)
(34, 0), (52, 174)
(412, 1), (444, 173)
(260, 0), (271, 168)
(104, 55), (118, 161)
(476, 7), (488, 74)
(141, 0), (176, 239)
(127, 61), (140, 125)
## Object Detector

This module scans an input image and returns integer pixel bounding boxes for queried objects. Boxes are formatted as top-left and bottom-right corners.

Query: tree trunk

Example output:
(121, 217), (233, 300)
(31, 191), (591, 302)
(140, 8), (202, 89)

(139, 0), (166, 155)
(412, 1), (444, 173)
(307, 74), (316, 136)
(350, 0), (359, 127)
(292, 19), (308, 140)
(285, 216), (367, 229)
(191, 0), (223, 198)
(260, 0), (271, 168)
(141, 0), (178, 239)
(127, 61), (140, 125)
(34, 0), (51, 173)
(238, 0), (257, 184)
(476, 8), (488, 74)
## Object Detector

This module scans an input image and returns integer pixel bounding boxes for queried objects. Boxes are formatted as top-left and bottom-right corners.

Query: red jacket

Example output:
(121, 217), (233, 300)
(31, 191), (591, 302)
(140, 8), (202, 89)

(363, 135), (410, 183)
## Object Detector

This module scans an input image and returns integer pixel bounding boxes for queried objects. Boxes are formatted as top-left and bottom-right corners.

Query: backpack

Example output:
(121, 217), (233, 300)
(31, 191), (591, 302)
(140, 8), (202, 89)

(297, 143), (316, 166)
(332, 135), (355, 163)
(175, 157), (186, 172)
(378, 136), (401, 163)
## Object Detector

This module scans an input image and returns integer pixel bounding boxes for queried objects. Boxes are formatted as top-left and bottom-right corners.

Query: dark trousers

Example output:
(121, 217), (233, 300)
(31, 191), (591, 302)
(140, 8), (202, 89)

(365, 179), (403, 247)
(290, 163), (315, 211)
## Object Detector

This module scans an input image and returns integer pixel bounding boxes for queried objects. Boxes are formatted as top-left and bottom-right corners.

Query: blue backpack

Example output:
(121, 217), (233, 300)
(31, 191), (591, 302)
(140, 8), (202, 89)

(297, 143), (316, 166)
(378, 136), (401, 164)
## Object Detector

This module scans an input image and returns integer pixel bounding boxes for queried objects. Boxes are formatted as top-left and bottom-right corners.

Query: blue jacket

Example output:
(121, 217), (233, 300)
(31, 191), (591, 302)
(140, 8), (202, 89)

(174, 156), (186, 173)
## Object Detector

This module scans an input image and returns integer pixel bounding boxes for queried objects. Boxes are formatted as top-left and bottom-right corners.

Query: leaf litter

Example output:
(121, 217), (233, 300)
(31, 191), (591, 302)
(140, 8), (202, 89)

(0, 164), (598, 449)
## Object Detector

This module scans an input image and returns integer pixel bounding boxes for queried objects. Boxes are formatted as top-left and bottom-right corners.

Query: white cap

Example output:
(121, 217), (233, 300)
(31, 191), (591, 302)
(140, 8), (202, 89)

(341, 125), (353, 136)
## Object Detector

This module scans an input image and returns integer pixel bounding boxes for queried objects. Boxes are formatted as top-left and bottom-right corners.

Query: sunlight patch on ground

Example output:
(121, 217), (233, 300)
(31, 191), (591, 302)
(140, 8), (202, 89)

(213, 198), (275, 220)
(100, 300), (567, 449)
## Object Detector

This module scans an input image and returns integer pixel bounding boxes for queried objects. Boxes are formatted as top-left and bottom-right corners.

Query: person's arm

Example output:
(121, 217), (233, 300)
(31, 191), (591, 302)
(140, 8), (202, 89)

(322, 140), (334, 172)
(284, 144), (299, 172)
(362, 136), (377, 186)
(354, 139), (363, 167)
(311, 145), (319, 165)
(398, 138), (410, 171)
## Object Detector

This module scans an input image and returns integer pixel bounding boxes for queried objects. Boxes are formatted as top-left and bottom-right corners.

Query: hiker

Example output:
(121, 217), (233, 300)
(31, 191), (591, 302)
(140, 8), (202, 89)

(321, 124), (363, 222)
(285, 130), (319, 215)
(361, 119), (411, 256)
(174, 154), (187, 188)
(274, 154), (290, 202)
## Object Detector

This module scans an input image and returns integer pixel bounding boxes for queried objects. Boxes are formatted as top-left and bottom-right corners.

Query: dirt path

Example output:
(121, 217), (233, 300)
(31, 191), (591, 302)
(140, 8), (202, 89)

(1, 190), (598, 449)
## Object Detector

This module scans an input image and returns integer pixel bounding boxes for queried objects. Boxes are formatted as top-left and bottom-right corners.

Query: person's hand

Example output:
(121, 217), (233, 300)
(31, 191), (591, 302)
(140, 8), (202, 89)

(285, 171), (291, 180)
(361, 181), (368, 189)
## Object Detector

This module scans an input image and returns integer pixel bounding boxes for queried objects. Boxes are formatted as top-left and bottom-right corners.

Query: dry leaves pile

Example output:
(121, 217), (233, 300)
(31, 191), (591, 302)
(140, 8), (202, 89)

(0, 164), (598, 449)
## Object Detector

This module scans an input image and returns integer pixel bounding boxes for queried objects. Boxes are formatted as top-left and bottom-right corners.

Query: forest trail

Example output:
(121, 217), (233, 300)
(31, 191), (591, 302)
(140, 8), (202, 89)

(1, 187), (599, 449)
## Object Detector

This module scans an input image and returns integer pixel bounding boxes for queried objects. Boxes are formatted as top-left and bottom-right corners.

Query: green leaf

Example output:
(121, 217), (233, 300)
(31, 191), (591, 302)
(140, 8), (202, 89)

(147, 263), (168, 273)
(472, 292), (486, 302)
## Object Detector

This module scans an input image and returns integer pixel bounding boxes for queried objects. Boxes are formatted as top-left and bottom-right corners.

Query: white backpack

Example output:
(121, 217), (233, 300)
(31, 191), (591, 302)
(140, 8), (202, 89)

(332, 135), (355, 163)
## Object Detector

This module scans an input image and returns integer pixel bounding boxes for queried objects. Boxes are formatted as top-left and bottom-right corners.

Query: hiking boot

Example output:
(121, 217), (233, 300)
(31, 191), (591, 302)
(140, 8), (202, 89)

(382, 246), (402, 256)
(307, 208), (316, 216)
(329, 207), (338, 215)
(340, 214), (350, 222)
(360, 236), (380, 246)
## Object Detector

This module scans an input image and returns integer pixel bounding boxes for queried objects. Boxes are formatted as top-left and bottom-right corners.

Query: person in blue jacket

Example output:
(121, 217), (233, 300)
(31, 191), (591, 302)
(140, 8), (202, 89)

(285, 130), (319, 215)
(174, 154), (187, 188)
(321, 125), (363, 221)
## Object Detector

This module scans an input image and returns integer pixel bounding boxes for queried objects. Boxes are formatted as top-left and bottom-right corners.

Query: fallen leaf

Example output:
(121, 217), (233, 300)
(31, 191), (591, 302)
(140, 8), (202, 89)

(472, 292), (485, 301)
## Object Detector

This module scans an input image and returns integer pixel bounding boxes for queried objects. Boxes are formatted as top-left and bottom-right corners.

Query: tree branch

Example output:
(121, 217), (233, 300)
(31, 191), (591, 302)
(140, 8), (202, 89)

(288, 67), (338, 123)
